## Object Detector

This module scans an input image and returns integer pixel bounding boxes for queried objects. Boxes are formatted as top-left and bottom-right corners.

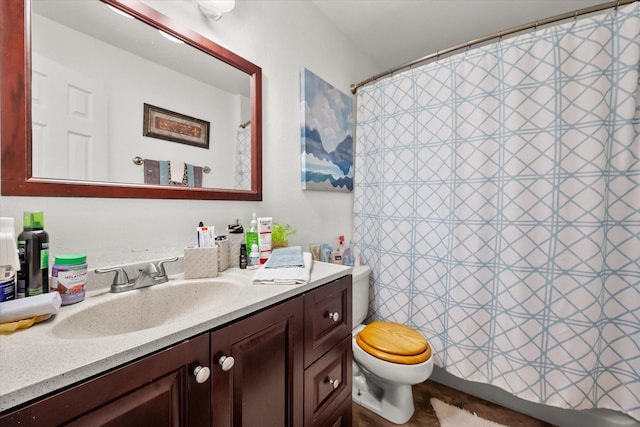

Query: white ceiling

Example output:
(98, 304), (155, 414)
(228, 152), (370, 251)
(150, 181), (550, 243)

(311, 0), (607, 75)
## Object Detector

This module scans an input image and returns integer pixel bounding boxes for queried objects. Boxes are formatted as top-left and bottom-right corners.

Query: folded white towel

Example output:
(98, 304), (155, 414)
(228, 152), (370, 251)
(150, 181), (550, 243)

(253, 252), (313, 285)
(0, 292), (61, 323)
(169, 160), (185, 184)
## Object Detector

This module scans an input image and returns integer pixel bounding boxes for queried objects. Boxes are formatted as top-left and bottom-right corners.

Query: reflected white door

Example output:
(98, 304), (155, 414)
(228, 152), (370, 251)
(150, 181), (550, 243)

(31, 53), (108, 181)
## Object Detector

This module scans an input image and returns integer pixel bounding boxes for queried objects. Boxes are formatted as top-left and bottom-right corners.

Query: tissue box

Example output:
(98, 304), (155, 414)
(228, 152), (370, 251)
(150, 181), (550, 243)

(227, 233), (245, 268)
(216, 239), (230, 272)
(184, 246), (218, 279)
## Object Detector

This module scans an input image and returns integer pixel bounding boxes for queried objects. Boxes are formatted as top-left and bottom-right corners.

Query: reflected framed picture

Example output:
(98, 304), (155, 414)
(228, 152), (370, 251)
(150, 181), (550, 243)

(143, 103), (210, 149)
(300, 68), (353, 192)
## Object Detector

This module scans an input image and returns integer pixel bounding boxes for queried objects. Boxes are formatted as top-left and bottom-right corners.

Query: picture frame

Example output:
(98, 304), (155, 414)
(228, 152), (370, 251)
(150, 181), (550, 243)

(300, 68), (353, 192)
(143, 103), (210, 149)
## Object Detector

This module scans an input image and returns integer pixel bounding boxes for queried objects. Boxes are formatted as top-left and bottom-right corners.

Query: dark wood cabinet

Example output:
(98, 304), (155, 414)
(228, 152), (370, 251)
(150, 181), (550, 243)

(303, 275), (353, 427)
(0, 274), (353, 427)
(0, 333), (211, 427)
(210, 297), (304, 427)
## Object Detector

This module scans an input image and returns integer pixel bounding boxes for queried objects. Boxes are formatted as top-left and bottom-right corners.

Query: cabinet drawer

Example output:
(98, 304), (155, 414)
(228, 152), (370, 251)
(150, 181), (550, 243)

(324, 397), (353, 427)
(304, 275), (352, 367)
(303, 336), (352, 427)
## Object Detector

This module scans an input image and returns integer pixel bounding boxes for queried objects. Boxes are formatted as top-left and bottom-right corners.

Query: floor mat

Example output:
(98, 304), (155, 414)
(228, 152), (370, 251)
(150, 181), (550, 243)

(431, 398), (509, 427)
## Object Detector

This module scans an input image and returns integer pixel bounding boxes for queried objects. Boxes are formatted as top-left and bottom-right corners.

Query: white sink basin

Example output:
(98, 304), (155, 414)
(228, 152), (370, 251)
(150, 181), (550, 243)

(51, 279), (243, 339)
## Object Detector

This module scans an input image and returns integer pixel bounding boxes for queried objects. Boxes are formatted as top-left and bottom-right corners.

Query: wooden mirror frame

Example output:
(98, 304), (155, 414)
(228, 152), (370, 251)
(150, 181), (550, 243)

(1, 0), (262, 200)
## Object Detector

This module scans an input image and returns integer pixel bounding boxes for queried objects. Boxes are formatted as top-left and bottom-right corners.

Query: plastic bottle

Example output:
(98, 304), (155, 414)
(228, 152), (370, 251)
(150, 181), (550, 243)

(249, 243), (259, 267)
(0, 217), (20, 302)
(257, 217), (272, 264)
(239, 243), (248, 269)
(245, 213), (259, 260)
(16, 211), (49, 297)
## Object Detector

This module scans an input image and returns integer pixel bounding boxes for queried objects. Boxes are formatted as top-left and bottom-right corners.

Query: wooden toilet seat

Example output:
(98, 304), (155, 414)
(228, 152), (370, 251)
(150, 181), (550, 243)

(356, 321), (431, 365)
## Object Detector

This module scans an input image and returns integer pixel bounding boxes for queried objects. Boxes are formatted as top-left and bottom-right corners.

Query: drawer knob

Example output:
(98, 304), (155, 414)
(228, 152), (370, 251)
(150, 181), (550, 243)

(218, 355), (235, 371)
(327, 311), (340, 322)
(329, 378), (340, 389)
(193, 366), (210, 383)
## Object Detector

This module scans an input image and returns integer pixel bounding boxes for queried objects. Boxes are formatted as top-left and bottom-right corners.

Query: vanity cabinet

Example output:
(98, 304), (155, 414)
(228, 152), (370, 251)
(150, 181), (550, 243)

(0, 333), (211, 427)
(0, 273), (353, 427)
(303, 275), (353, 427)
(209, 274), (352, 427)
(210, 297), (304, 427)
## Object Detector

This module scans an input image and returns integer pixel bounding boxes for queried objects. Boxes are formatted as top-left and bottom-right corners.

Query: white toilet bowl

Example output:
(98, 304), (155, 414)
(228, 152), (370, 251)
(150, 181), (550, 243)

(351, 266), (434, 424)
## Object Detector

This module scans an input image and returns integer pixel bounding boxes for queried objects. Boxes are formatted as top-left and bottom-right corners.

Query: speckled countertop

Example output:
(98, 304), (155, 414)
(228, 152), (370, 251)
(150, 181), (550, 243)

(0, 261), (351, 413)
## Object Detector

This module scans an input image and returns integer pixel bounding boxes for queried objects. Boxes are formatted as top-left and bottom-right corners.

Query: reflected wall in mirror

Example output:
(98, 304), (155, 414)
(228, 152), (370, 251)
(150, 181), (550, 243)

(1, 0), (262, 200)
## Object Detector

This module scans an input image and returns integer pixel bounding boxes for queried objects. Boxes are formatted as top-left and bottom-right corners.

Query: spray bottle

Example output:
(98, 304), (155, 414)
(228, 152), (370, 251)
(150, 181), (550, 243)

(17, 211), (49, 297)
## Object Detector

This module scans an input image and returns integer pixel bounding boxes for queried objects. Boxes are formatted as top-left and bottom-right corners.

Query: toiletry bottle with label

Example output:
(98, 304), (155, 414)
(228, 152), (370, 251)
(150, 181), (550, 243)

(245, 213), (259, 260)
(239, 243), (248, 269)
(0, 217), (20, 302)
(257, 217), (272, 264)
(249, 243), (259, 267)
(17, 211), (49, 297)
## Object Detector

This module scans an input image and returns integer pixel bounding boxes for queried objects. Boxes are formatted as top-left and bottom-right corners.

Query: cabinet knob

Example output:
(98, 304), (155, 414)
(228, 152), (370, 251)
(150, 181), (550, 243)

(328, 378), (340, 389)
(327, 311), (340, 322)
(218, 355), (235, 371)
(193, 366), (210, 384)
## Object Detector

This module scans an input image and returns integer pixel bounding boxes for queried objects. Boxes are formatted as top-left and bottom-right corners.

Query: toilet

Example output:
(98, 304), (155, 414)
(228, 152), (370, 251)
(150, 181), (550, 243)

(351, 265), (434, 424)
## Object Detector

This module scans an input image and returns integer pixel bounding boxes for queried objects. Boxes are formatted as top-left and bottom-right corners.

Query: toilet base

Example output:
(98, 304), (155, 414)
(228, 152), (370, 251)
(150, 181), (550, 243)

(352, 361), (416, 424)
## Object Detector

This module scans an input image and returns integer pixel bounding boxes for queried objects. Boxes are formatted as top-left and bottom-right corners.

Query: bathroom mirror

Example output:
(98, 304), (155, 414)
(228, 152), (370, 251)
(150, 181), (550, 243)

(0, 0), (262, 200)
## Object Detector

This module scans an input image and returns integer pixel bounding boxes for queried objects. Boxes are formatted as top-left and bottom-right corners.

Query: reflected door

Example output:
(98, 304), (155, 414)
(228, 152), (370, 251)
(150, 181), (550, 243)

(31, 52), (109, 181)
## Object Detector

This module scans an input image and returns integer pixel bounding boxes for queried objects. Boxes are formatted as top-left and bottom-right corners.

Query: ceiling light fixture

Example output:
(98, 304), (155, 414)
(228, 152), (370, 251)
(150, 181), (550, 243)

(196, 0), (236, 21)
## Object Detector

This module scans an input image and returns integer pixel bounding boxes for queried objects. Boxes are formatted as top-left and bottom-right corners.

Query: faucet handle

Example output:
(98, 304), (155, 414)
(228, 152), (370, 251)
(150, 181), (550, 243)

(95, 267), (130, 286)
(155, 257), (179, 277)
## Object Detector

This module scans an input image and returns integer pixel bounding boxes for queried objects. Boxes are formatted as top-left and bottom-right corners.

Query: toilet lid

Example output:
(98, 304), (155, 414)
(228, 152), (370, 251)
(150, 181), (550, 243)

(356, 321), (431, 364)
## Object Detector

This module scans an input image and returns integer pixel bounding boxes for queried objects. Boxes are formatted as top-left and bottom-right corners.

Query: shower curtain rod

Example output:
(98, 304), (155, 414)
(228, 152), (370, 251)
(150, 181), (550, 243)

(350, 0), (637, 94)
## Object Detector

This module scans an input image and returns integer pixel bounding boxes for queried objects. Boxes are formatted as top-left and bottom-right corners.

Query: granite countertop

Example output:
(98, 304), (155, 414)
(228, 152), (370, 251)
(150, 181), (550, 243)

(0, 261), (351, 413)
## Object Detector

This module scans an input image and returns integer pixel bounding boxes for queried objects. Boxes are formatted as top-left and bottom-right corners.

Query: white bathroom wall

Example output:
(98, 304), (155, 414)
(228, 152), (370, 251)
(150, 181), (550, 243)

(0, 0), (378, 269)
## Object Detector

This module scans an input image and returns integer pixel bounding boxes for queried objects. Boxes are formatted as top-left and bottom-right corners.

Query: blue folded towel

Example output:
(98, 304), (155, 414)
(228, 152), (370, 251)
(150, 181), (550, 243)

(264, 246), (304, 269)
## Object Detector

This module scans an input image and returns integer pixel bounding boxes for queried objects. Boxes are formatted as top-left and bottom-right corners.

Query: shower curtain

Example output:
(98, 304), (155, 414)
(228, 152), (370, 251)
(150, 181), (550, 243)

(234, 124), (251, 190)
(353, 2), (640, 420)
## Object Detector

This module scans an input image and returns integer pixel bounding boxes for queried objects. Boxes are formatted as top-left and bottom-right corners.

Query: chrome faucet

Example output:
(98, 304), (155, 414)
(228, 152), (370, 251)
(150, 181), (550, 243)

(96, 257), (179, 293)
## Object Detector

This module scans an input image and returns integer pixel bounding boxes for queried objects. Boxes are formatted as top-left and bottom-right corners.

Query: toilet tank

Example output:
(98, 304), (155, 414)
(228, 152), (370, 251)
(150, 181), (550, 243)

(352, 265), (371, 326)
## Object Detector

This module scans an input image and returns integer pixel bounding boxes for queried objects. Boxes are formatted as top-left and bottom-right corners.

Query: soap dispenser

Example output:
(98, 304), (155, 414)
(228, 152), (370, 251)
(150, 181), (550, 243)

(245, 213), (259, 260)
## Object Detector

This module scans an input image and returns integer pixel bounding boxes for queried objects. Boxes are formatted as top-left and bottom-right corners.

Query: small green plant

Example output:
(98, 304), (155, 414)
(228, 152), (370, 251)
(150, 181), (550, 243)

(272, 223), (296, 246)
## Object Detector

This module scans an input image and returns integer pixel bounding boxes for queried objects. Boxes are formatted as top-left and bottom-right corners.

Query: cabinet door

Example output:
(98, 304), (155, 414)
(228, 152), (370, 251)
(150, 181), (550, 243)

(304, 276), (352, 367)
(211, 297), (303, 427)
(303, 336), (352, 427)
(0, 334), (210, 427)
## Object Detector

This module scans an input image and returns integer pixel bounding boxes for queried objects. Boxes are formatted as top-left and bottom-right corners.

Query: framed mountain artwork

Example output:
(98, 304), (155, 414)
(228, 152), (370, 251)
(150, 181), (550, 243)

(300, 68), (353, 192)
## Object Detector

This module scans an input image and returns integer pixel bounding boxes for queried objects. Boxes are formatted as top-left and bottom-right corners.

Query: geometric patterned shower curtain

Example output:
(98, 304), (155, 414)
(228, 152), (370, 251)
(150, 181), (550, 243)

(353, 2), (640, 420)
(234, 124), (251, 190)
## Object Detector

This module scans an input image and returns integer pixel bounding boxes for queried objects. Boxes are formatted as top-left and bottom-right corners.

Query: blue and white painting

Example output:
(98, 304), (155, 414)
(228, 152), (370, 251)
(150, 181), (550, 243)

(301, 68), (353, 192)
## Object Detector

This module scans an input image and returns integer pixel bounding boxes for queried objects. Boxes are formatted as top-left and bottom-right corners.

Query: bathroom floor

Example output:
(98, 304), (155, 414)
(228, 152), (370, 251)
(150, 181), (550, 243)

(352, 379), (556, 427)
